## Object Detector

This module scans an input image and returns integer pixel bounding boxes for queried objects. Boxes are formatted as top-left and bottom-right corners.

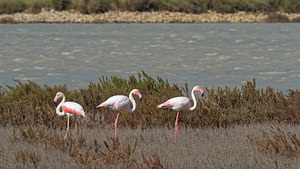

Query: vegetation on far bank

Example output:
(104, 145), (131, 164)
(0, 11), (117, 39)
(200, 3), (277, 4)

(0, 0), (300, 14)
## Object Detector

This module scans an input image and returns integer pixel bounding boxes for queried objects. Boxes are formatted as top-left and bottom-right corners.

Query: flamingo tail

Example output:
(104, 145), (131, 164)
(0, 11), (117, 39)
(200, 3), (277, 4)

(157, 102), (172, 108)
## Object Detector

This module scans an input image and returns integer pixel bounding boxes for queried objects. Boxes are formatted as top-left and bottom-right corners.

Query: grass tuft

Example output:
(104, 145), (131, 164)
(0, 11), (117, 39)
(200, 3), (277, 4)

(248, 126), (300, 157)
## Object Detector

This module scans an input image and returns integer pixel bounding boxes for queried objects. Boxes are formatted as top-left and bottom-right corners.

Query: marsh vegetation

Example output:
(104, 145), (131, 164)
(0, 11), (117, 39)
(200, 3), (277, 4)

(0, 72), (300, 168)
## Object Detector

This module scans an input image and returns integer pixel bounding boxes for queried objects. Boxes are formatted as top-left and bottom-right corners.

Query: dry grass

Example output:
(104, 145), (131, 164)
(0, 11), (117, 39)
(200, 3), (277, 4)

(1, 124), (300, 168)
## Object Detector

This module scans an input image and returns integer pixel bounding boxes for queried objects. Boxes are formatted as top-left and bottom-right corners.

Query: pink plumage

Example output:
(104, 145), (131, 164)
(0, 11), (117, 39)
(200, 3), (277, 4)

(62, 102), (86, 117)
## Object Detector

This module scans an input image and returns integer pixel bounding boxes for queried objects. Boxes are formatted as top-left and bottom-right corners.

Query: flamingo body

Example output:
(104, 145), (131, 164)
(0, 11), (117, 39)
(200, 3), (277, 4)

(62, 102), (86, 117)
(99, 95), (132, 112)
(158, 97), (191, 111)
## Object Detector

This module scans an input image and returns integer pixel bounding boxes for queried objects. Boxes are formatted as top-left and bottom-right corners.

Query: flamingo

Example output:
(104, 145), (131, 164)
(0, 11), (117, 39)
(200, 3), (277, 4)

(157, 86), (204, 141)
(96, 89), (142, 141)
(54, 92), (86, 139)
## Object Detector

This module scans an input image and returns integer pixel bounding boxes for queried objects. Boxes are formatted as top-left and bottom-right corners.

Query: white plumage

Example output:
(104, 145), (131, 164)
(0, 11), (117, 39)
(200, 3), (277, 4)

(158, 97), (191, 111)
(100, 95), (132, 112)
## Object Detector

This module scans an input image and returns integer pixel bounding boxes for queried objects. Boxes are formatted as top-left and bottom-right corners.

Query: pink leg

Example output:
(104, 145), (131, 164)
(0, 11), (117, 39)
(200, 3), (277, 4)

(114, 111), (120, 142)
(175, 112), (179, 141)
(75, 121), (78, 145)
(75, 122), (78, 134)
(64, 116), (70, 139)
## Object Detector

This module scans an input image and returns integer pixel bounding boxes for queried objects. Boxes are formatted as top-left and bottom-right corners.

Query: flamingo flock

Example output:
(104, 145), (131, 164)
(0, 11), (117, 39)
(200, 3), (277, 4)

(54, 86), (204, 141)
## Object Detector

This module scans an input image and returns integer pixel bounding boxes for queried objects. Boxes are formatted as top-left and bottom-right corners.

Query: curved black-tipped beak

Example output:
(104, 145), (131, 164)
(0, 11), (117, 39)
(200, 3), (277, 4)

(54, 101), (57, 106)
(139, 97), (142, 102)
(202, 93), (204, 97)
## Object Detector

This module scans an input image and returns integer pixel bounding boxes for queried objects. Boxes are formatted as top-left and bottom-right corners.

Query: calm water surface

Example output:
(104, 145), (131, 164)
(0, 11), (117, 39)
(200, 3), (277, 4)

(0, 24), (299, 90)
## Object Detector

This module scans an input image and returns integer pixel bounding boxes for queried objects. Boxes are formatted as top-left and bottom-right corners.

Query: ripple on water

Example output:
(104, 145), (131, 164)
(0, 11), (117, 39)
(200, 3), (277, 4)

(205, 53), (218, 56)
(16, 77), (42, 81)
(47, 73), (65, 76)
(234, 67), (243, 70)
(33, 66), (48, 70)
(252, 56), (265, 60)
(13, 68), (22, 72)
(216, 55), (232, 62)
(258, 72), (287, 75)
(62, 52), (72, 55)
(13, 58), (28, 62)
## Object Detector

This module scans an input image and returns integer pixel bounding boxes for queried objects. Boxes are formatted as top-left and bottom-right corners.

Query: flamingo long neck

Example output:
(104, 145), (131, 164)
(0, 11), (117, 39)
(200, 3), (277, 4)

(189, 89), (198, 111)
(128, 91), (137, 112)
(56, 94), (65, 116)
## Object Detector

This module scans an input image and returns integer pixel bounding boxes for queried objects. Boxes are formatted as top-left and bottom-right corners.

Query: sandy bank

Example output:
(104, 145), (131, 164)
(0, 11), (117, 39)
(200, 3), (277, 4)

(1, 9), (300, 23)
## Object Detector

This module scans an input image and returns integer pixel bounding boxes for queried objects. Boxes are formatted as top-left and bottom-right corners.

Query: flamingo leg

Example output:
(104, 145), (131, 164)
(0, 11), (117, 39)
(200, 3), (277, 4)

(114, 111), (120, 142)
(175, 112), (179, 141)
(64, 116), (70, 139)
(75, 120), (78, 145)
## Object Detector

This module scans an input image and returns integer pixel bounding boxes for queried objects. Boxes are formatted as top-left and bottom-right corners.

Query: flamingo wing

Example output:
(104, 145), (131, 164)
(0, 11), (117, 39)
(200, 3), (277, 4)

(62, 102), (86, 117)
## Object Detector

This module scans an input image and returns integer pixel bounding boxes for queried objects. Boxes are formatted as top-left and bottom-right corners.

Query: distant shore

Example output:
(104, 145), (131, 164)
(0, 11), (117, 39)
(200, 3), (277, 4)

(1, 9), (300, 23)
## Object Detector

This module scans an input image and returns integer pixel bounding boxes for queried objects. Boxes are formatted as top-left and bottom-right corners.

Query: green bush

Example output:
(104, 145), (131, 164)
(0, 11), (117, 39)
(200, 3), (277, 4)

(0, 72), (300, 129)
(0, 0), (26, 14)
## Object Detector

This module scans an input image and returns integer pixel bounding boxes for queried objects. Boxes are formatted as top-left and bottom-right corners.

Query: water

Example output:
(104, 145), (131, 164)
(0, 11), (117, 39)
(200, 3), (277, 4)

(0, 23), (299, 90)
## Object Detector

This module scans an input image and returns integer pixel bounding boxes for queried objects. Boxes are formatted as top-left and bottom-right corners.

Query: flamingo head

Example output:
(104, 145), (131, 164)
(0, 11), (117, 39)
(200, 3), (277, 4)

(54, 92), (64, 103)
(193, 86), (204, 97)
(132, 89), (142, 101)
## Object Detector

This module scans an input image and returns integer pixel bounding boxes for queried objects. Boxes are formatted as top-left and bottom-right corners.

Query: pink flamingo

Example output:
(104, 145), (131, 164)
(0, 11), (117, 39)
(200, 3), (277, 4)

(157, 86), (204, 141)
(54, 92), (86, 139)
(96, 89), (142, 141)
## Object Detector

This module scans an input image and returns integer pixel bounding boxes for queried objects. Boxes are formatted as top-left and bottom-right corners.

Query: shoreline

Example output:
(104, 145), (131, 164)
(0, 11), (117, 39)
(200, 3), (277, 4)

(1, 10), (300, 23)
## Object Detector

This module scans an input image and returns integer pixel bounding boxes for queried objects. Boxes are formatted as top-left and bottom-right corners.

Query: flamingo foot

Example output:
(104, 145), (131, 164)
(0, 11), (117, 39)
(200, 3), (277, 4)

(64, 130), (69, 139)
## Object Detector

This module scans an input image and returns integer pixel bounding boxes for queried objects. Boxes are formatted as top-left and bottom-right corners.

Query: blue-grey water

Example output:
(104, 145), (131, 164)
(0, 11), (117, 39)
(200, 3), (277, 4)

(0, 24), (299, 90)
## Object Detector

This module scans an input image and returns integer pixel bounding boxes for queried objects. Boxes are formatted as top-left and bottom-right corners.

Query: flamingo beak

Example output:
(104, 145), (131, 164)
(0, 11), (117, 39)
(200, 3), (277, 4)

(54, 96), (58, 105)
(137, 93), (142, 101)
(199, 88), (204, 97)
